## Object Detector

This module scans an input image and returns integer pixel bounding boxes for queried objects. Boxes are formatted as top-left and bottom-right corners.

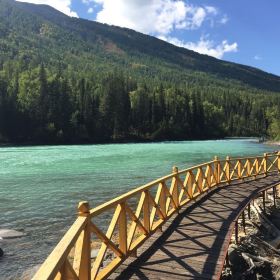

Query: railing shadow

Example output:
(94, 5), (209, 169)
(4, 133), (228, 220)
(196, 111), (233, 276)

(114, 175), (280, 279)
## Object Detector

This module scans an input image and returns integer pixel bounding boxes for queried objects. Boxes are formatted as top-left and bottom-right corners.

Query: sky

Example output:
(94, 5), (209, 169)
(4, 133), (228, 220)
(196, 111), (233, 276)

(16, 0), (280, 76)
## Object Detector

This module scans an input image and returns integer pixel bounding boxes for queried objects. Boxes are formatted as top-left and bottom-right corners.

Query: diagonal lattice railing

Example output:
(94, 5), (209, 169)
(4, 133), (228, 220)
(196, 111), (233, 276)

(32, 151), (280, 280)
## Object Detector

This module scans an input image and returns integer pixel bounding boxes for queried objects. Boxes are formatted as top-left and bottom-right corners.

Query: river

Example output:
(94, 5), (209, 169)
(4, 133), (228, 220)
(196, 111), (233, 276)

(0, 139), (277, 279)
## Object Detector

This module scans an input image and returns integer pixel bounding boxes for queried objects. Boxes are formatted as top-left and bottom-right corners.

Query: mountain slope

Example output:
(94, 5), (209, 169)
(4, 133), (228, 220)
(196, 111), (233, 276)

(1, 0), (280, 93)
(0, 0), (279, 144)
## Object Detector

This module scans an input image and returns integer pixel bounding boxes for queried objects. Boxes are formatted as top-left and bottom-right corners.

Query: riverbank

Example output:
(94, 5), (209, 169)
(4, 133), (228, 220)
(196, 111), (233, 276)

(222, 190), (280, 280)
(0, 135), (222, 147)
(0, 136), (264, 148)
(265, 141), (280, 146)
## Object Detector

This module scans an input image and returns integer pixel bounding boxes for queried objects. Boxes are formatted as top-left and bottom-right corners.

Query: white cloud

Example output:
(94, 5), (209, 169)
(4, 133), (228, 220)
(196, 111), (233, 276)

(87, 7), (94, 13)
(82, 0), (95, 5)
(205, 6), (218, 15)
(220, 15), (229, 24)
(160, 36), (238, 59)
(254, 55), (262, 60)
(93, 0), (218, 35)
(16, 0), (78, 17)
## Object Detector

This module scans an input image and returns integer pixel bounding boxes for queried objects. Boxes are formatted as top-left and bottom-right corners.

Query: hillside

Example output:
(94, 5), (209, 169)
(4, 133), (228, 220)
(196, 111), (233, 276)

(0, 0), (279, 143)
(1, 0), (280, 92)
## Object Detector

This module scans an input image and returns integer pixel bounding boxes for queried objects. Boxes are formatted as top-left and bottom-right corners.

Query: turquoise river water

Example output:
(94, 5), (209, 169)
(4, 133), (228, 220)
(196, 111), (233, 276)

(0, 139), (278, 279)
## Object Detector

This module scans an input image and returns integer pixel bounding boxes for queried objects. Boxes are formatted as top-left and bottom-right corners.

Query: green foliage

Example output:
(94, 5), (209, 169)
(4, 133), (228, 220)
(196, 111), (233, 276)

(0, 0), (279, 143)
(267, 106), (280, 140)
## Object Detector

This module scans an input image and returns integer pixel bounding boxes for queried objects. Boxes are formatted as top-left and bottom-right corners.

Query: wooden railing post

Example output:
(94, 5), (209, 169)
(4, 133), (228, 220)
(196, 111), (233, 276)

(226, 156), (231, 183)
(242, 211), (246, 234)
(78, 201), (90, 217)
(235, 221), (239, 244)
(248, 203), (251, 219)
(206, 164), (211, 188)
(237, 160), (241, 179)
(273, 187), (276, 207)
(77, 201), (91, 280)
(119, 203), (127, 255)
(143, 191), (150, 234)
(262, 191), (266, 213)
(255, 158), (259, 177)
(172, 166), (179, 208)
(197, 167), (203, 192)
(277, 151), (280, 173)
(247, 159), (251, 177)
(159, 182), (167, 218)
(263, 153), (268, 177)
(213, 156), (220, 184)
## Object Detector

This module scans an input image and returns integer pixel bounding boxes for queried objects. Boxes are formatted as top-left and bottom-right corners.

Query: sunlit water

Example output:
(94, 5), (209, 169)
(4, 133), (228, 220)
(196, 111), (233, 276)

(0, 139), (277, 279)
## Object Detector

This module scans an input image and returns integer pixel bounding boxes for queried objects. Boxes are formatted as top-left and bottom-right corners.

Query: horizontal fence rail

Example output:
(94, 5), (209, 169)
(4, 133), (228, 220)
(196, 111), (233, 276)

(32, 151), (280, 280)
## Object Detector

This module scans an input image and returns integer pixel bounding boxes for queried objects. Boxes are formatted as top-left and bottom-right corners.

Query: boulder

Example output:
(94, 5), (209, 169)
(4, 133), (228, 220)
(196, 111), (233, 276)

(0, 247), (3, 257)
(91, 249), (99, 259)
(0, 229), (26, 239)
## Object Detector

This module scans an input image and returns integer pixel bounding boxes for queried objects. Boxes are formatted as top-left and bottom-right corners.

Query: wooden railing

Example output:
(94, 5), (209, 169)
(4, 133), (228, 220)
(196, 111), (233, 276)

(32, 151), (280, 280)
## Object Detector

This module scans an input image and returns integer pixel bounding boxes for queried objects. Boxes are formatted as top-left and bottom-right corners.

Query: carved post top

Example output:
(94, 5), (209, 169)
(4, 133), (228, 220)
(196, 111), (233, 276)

(226, 156), (230, 161)
(263, 153), (268, 157)
(277, 151), (280, 156)
(214, 156), (219, 161)
(78, 201), (90, 216)
(172, 166), (178, 173)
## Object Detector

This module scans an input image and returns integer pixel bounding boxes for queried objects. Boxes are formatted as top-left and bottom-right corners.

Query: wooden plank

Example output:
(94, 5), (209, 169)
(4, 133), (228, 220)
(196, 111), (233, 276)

(113, 174), (280, 280)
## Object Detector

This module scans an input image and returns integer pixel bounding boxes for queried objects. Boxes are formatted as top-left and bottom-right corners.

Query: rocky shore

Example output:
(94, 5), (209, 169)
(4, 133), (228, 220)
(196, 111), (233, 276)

(222, 190), (280, 279)
(265, 141), (280, 146)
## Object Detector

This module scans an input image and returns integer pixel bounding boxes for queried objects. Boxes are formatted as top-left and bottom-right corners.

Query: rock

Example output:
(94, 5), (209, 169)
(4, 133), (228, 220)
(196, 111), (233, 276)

(102, 259), (111, 268)
(228, 244), (248, 273)
(228, 245), (239, 264)
(105, 252), (113, 260)
(0, 229), (26, 239)
(221, 267), (232, 279)
(0, 247), (3, 257)
(91, 249), (99, 259)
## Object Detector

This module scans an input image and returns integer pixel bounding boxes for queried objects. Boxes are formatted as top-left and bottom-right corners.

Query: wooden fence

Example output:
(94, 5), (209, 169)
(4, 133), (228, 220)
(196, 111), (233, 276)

(32, 151), (280, 280)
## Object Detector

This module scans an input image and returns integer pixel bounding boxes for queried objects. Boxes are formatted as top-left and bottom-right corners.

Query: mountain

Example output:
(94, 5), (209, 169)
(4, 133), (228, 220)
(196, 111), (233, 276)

(0, 0), (279, 143)
(1, 0), (280, 92)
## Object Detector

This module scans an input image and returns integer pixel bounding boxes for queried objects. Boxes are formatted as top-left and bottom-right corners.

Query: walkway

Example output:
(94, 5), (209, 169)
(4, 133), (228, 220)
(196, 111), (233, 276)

(110, 174), (280, 280)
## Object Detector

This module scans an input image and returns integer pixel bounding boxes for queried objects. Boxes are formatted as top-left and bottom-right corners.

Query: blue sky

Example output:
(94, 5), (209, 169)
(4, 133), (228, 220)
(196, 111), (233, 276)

(16, 0), (280, 76)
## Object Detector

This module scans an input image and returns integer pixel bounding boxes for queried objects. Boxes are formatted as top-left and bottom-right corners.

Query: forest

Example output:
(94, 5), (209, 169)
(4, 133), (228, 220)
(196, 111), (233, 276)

(0, 61), (279, 144)
(0, 0), (279, 144)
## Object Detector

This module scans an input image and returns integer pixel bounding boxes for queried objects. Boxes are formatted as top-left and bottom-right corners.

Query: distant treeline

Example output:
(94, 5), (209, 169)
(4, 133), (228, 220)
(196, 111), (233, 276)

(0, 64), (279, 144)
